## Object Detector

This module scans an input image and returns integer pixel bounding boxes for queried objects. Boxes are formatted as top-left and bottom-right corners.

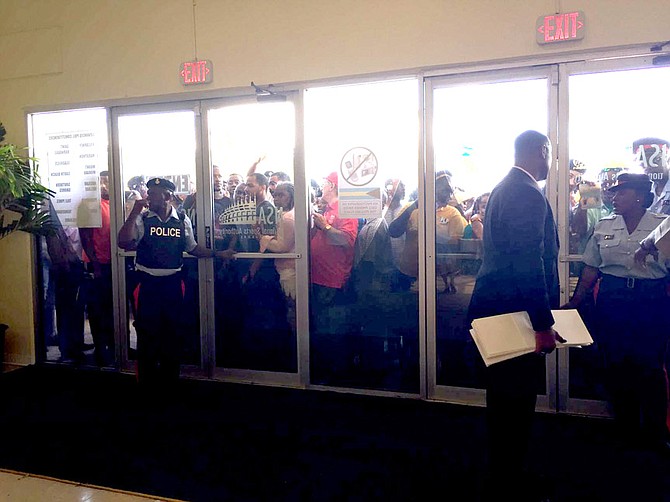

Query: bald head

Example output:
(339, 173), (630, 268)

(514, 130), (552, 181)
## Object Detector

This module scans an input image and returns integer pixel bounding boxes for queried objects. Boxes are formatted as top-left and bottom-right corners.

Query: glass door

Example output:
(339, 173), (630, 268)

(425, 68), (558, 409)
(30, 108), (112, 367)
(559, 60), (670, 416)
(304, 79), (421, 394)
(203, 96), (303, 385)
(112, 103), (205, 373)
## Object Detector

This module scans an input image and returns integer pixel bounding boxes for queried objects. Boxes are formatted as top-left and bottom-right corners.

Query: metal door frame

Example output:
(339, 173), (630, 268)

(556, 54), (670, 416)
(37, 45), (670, 413)
(110, 101), (207, 375)
(424, 66), (560, 411)
(199, 92), (306, 388)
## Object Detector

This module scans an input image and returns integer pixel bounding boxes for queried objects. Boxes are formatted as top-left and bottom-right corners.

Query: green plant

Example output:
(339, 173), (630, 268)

(0, 123), (54, 239)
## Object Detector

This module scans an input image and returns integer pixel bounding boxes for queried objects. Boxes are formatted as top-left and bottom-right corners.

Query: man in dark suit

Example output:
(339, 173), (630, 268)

(468, 130), (562, 498)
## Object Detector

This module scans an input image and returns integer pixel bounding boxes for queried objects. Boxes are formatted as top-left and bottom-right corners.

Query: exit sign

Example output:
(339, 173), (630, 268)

(180, 60), (213, 85)
(536, 11), (585, 45)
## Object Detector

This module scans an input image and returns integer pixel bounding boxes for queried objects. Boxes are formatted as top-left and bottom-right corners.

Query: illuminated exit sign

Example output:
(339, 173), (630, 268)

(179, 60), (213, 85)
(536, 11), (585, 45)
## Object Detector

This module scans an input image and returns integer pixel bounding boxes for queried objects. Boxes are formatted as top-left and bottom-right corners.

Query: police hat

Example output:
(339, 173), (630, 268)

(147, 177), (176, 192)
(607, 173), (652, 193)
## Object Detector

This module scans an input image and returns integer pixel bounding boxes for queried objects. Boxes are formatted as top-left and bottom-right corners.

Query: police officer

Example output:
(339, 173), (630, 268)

(564, 173), (670, 454)
(118, 177), (214, 387)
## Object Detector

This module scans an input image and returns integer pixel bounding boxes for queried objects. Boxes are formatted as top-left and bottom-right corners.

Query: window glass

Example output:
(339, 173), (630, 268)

(305, 79), (420, 392)
(117, 111), (199, 365)
(30, 109), (113, 366)
(208, 102), (297, 372)
(567, 67), (670, 400)
(432, 78), (548, 390)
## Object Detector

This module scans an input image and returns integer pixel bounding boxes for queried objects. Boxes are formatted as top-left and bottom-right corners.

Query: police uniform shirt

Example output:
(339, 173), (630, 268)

(649, 183), (670, 215)
(582, 211), (670, 279)
(132, 206), (197, 277)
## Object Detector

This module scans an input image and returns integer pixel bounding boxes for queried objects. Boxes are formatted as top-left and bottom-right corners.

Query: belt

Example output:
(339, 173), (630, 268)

(600, 274), (667, 291)
(137, 270), (181, 281)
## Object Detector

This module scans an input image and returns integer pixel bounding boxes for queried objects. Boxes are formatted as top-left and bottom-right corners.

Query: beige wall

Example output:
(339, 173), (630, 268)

(0, 0), (667, 363)
(0, 233), (36, 365)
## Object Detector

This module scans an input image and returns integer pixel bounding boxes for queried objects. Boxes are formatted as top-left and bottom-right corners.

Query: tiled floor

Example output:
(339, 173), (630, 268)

(0, 470), (181, 502)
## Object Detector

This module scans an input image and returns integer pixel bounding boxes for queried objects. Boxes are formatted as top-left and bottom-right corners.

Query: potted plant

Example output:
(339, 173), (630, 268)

(0, 122), (54, 239)
(0, 122), (54, 365)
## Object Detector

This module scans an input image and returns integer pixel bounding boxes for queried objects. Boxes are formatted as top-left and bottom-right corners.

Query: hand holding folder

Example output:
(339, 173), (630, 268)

(470, 309), (593, 366)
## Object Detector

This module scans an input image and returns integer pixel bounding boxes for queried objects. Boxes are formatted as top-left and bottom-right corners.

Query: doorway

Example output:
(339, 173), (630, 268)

(425, 67), (558, 409)
(29, 56), (670, 418)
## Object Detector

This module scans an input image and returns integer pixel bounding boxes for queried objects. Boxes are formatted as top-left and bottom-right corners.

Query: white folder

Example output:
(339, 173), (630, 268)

(470, 309), (593, 367)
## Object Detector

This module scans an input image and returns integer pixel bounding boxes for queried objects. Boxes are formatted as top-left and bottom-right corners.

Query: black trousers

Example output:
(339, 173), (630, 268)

(86, 263), (114, 365)
(53, 263), (85, 360)
(134, 272), (184, 386)
(485, 352), (545, 482)
(596, 274), (670, 443)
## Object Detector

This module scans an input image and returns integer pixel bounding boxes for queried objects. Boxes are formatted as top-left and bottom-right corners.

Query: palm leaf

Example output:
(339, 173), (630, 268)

(0, 143), (55, 239)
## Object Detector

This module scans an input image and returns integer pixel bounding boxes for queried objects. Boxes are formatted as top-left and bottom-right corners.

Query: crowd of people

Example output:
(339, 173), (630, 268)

(38, 155), (515, 387)
(40, 137), (670, 468)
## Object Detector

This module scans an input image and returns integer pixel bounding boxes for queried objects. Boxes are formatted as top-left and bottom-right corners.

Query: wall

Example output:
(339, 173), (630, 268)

(0, 233), (36, 365)
(0, 0), (667, 363)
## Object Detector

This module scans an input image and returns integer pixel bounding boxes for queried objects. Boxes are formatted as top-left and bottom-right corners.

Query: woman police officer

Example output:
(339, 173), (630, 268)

(564, 173), (670, 453)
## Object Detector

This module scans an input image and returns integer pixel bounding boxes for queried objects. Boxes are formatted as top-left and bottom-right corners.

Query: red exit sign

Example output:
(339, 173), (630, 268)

(536, 11), (585, 45)
(179, 60), (213, 85)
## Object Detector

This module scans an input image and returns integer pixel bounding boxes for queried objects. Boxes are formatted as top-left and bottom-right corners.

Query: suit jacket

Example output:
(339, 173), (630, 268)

(468, 167), (559, 331)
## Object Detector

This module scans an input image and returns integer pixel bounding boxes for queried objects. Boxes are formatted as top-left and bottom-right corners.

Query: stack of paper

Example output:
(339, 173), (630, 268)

(470, 309), (593, 367)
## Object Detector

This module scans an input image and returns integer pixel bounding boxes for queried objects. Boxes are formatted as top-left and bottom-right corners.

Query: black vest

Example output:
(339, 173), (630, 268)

(136, 212), (186, 270)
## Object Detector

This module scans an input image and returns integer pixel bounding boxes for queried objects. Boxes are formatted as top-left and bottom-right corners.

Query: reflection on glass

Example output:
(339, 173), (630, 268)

(305, 79), (420, 392)
(432, 78), (548, 390)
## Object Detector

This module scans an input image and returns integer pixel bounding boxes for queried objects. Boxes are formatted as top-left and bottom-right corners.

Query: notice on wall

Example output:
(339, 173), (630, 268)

(338, 187), (382, 219)
(338, 147), (382, 219)
(44, 130), (103, 228)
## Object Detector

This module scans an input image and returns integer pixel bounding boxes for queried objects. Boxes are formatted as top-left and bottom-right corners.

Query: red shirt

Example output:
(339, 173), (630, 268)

(310, 200), (358, 289)
(83, 198), (111, 264)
